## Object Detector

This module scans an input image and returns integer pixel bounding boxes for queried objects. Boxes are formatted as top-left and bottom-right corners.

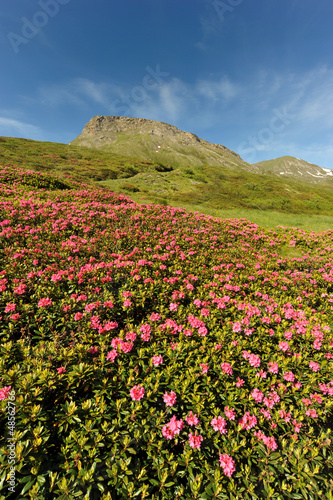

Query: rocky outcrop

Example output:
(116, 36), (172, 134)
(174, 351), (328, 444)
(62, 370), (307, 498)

(71, 116), (246, 168)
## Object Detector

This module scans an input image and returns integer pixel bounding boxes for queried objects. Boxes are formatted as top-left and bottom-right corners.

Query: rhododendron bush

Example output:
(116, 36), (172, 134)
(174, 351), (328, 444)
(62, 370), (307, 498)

(0, 175), (333, 499)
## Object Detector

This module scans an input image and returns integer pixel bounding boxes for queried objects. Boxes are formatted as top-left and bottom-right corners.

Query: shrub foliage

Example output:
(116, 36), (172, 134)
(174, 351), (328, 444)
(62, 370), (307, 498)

(0, 168), (332, 499)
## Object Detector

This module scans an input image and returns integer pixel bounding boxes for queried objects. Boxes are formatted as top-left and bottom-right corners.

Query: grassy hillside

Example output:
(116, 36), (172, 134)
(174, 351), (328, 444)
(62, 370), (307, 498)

(0, 135), (333, 498)
(252, 156), (333, 185)
(0, 136), (165, 185)
(1, 136), (333, 232)
(72, 130), (247, 170)
(71, 116), (247, 170)
(0, 165), (333, 498)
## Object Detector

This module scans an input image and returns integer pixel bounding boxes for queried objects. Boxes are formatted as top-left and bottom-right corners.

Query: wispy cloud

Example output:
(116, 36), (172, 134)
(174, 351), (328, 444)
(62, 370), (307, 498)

(30, 72), (241, 120)
(196, 76), (241, 101)
(14, 64), (333, 167)
(0, 117), (42, 138)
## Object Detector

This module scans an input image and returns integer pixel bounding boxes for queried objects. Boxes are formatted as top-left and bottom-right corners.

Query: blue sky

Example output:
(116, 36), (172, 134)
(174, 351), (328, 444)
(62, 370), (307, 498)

(1, 0), (333, 167)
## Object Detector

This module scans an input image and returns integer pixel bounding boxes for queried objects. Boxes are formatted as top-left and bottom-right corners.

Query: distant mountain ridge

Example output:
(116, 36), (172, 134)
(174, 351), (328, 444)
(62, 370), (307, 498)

(251, 156), (333, 184)
(72, 116), (333, 185)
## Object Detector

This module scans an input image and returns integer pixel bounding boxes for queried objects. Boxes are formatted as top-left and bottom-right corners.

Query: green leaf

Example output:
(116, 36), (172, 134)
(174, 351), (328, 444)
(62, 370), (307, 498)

(21, 479), (35, 495)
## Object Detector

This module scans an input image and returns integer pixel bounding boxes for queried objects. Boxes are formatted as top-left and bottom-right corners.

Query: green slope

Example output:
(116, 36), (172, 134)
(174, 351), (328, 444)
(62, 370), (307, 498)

(1, 136), (333, 231)
(71, 115), (248, 170)
(252, 156), (333, 184)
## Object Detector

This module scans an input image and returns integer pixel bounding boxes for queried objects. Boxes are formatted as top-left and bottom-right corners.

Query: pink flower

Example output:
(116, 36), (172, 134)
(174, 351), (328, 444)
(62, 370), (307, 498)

(224, 406), (236, 420)
(152, 355), (163, 366)
(236, 377), (245, 387)
(120, 342), (133, 353)
(140, 324), (151, 334)
(249, 354), (261, 367)
(106, 349), (118, 362)
(169, 302), (178, 311)
(309, 361), (320, 372)
(0, 386), (12, 400)
(198, 326), (208, 336)
(219, 454), (236, 477)
(5, 303), (16, 313)
(104, 320), (118, 331)
(302, 398), (311, 406)
(251, 388), (264, 403)
(103, 300), (114, 308)
(149, 313), (161, 322)
(88, 346), (99, 355)
(306, 409), (318, 418)
(125, 331), (137, 341)
(283, 371), (295, 382)
(313, 340), (322, 350)
(162, 415), (184, 440)
(260, 408), (271, 420)
(232, 322), (242, 332)
(38, 297), (52, 307)
(211, 415), (227, 434)
(310, 393), (322, 403)
(262, 435), (278, 451)
(292, 419), (303, 433)
(200, 363), (209, 374)
(123, 299), (132, 307)
(111, 338), (122, 348)
(284, 330), (293, 340)
(74, 312), (84, 321)
(221, 362), (233, 375)
(279, 410), (291, 422)
(163, 391), (177, 407)
(57, 367), (66, 374)
(188, 431), (203, 449)
(161, 425), (175, 440)
(186, 411), (199, 427)
(130, 385), (145, 401)
(239, 412), (257, 430)
(268, 361), (279, 374)
(278, 341), (290, 352)
(14, 284), (27, 295)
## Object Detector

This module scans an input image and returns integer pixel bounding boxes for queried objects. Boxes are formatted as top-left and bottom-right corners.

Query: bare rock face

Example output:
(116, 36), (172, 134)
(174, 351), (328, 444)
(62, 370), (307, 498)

(71, 116), (247, 168)
(79, 116), (202, 142)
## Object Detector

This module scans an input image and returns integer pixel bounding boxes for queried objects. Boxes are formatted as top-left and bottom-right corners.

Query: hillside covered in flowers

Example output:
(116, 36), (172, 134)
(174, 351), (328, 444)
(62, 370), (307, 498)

(0, 166), (332, 499)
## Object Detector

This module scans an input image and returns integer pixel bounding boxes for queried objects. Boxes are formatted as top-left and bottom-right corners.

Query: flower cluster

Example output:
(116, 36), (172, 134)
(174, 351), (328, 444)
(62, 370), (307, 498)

(0, 172), (332, 496)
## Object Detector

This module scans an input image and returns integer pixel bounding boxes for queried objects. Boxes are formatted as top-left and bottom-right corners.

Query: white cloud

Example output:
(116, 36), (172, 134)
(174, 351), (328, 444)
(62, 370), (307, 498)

(196, 76), (241, 101)
(14, 64), (333, 168)
(0, 117), (42, 138)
